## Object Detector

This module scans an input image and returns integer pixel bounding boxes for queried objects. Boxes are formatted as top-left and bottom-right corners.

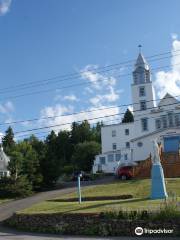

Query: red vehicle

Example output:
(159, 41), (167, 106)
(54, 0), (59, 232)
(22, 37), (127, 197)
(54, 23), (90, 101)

(116, 166), (133, 180)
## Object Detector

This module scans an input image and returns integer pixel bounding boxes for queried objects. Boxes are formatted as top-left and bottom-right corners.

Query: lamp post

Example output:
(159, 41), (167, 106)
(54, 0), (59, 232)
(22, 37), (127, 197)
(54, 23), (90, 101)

(77, 173), (82, 204)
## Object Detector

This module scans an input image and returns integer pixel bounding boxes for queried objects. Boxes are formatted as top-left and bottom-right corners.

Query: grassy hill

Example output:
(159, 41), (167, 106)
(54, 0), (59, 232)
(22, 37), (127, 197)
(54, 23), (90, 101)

(21, 178), (180, 214)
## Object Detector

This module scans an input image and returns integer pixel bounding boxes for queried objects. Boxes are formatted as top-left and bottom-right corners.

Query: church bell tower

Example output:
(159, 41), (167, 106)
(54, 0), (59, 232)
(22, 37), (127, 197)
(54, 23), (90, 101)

(131, 47), (155, 119)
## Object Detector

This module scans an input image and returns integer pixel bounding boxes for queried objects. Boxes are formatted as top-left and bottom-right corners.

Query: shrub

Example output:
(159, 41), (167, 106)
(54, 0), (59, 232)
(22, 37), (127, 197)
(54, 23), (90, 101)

(0, 176), (32, 198)
(153, 197), (180, 221)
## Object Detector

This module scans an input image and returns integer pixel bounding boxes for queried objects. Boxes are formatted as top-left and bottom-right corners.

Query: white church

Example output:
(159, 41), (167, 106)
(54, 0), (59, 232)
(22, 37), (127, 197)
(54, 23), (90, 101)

(93, 51), (180, 173)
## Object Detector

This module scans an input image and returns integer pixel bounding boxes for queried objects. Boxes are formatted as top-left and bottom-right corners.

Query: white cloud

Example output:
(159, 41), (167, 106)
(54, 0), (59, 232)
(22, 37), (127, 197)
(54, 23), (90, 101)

(39, 104), (120, 132)
(38, 64), (123, 133)
(0, 0), (12, 15)
(64, 94), (79, 102)
(0, 101), (14, 114)
(90, 86), (119, 107)
(128, 105), (133, 112)
(80, 64), (122, 108)
(171, 33), (178, 40)
(81, 64), (116, 90)
(154, 36), (180, 98)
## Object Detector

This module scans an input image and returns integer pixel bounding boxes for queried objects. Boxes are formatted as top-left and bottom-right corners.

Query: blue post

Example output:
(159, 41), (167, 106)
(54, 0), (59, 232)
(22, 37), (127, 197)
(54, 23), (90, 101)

(77, 174), (82, 204)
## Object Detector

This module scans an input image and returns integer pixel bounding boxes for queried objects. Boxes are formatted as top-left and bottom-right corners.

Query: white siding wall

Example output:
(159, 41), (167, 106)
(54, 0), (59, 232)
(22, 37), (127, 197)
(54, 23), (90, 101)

(132, 128), (180, 161)
(101, 123), (134, 153)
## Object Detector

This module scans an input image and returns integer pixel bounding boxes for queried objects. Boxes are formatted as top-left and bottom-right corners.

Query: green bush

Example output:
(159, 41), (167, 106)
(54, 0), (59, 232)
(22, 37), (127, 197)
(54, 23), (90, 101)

(0, 176), (32, 198)
(153, 197), (180, 221)
(102, 197), (180, 221)
(62, 165), (74, 175)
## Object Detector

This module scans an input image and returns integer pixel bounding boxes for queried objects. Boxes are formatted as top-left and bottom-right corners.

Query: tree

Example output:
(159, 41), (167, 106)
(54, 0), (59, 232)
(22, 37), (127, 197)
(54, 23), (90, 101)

(71, 120), (92, 145)
(122, 109), (134, 123)
(2, 126), (15, 154)
(42, 131), (61, 187)
(16, 141), (43, 190)
(56, 130), (72, 167)
(7, 150), (23, 181)
(72, 141), (101, 172)
(91, 121), (104, 143)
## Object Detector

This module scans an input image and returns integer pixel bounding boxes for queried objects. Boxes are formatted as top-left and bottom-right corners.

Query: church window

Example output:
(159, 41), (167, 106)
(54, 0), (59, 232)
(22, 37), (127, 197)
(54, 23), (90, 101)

(140, 100), (147, 110)
(141, 118), (148, 131)
(99, 157), (105, 165)
(139, 86), (145, 97)
(155, 119), (161, 129)
(162, 115), (167, 128)
(108, 154), (114, 162)
(115, 153), (121, 161)
(124, 154), (128, 160)
(125, 129), (129, 135)
(112, 130), (116, 137)
(126, 142), (130, 148)
(175, 114), (180, 126)
(137, 142), (143, 147)
(112, 143), (117, 150)
(168, 112), (174, 127)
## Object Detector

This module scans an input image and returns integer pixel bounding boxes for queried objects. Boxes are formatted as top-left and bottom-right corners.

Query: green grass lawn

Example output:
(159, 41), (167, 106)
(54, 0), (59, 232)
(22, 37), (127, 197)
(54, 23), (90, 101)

(0, 198), (13, 204)
(20, 178), (180, 214)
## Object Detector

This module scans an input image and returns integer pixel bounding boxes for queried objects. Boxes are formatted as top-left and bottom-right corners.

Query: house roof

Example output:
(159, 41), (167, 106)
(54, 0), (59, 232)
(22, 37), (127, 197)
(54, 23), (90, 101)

(158, 93), (179, 107)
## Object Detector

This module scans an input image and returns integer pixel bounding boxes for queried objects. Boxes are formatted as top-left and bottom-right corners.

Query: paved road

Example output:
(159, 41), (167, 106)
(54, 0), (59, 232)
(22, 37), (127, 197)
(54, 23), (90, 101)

(0, 226), (177, 240)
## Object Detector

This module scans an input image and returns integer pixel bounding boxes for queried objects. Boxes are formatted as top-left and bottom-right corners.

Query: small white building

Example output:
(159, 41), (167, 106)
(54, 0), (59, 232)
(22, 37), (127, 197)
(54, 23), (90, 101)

(93, 51), (180, 173)
(0, 146), (10, 177)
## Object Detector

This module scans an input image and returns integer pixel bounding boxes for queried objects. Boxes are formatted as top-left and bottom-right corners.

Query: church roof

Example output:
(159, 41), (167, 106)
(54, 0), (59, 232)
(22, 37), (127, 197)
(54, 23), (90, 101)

(130, 126), (180, 142)
(134, 53), (149, 70)
(158, 93), (179, 107)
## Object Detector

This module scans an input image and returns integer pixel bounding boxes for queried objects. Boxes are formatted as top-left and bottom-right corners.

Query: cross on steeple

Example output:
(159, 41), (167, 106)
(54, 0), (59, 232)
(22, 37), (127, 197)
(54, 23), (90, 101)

(138, 44), (142, 53)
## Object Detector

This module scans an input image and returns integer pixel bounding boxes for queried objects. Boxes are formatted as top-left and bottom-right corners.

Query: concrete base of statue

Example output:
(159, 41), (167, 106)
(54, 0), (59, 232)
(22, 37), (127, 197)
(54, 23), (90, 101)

(151, 163), (168, 199)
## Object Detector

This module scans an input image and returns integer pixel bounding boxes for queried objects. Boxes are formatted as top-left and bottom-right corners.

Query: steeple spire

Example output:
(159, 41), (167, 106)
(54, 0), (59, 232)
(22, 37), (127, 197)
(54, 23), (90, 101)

(133, 48), (151, 84)
(138, 44), (142, 53)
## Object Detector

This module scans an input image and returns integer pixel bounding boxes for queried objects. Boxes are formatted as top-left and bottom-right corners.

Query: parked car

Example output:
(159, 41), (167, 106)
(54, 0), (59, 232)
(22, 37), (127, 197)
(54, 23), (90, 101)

(71, 171), (92, 181)
(116, 166), (133, 180)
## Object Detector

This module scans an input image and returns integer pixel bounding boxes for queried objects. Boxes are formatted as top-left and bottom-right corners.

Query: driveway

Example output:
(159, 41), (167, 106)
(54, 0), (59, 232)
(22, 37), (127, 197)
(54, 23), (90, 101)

(0, 177), (114, 222)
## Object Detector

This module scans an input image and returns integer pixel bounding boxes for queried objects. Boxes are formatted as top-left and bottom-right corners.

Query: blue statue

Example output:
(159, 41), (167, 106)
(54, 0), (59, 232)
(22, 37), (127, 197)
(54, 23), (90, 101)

(151, 140), (168, 199)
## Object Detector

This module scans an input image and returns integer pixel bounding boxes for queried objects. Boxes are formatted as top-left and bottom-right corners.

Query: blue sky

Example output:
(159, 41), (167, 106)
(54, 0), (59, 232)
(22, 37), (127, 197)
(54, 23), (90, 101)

(0, 0), (180, 139)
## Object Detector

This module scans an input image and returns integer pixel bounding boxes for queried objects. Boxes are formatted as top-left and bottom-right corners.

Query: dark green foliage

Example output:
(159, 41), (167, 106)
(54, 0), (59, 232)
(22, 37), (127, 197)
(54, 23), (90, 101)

(41, 131), (60, 187)
(7, 150), (23, 181)
(122, 109), (134, 123)
(16, 141), (43, 190)
(72, 141), (101, 172)
(62, 165), (74, 175)
(0, 176), (32, 198)
(2, 126), (15, 154)
(1, 120), (103, 194)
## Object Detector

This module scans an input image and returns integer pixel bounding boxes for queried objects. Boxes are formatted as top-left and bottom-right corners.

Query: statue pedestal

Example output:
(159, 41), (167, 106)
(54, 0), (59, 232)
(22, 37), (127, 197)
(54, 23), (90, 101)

(151, 163), (168, 199)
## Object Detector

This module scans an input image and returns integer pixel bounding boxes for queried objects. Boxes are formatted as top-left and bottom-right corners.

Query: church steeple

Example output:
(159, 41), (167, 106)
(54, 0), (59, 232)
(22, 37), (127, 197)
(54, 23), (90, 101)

(133, 48), (151, 84)
(135, 53), (149, 70)
(131, 48), (155, 120)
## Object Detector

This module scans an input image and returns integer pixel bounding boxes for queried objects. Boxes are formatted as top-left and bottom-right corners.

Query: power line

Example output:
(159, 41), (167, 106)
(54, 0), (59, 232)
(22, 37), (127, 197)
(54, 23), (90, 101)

(1, 92), (180, 127)
(0, 49), (180, 95)
(0, 60), (180, 102)
(14, 99), (180, 137)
